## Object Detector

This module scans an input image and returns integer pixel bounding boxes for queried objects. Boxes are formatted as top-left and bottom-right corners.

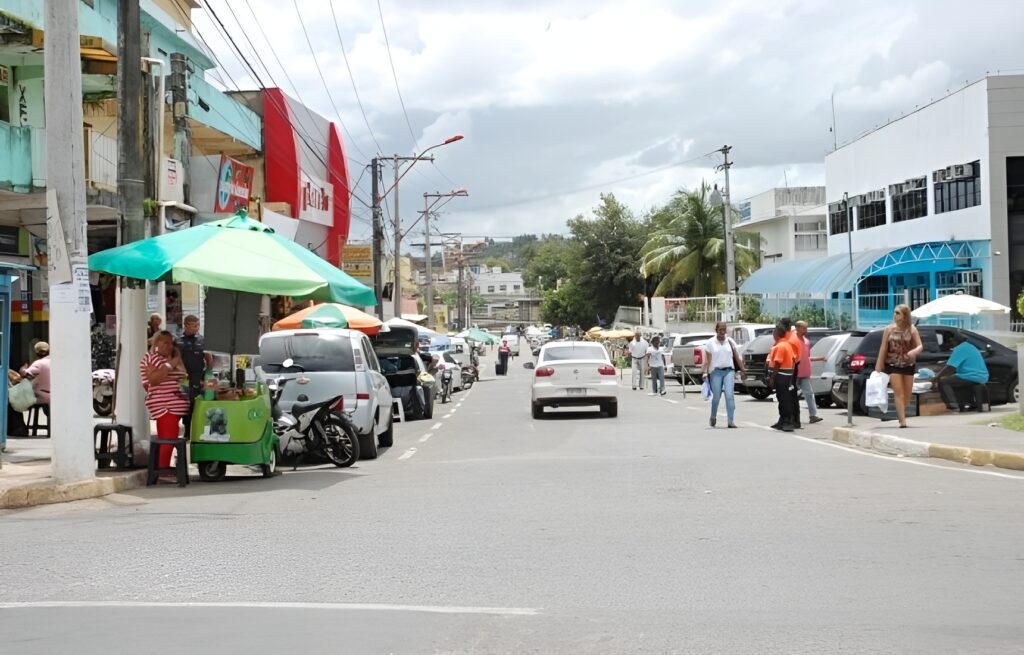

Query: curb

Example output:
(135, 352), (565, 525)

(831, 427), (1024, 472)
(0, 470), (148, 510)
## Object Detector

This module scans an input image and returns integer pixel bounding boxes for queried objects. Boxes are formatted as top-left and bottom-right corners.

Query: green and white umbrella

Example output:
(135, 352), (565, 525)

(88, 211), (376, 306)
(457, 327), (499, 344)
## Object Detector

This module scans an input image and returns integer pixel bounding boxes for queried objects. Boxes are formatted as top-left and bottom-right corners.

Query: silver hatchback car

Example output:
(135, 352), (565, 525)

(258, 328), (394, 460)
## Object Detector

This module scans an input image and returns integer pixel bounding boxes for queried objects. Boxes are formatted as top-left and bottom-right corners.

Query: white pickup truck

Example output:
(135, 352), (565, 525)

(669, 332), (714, 384)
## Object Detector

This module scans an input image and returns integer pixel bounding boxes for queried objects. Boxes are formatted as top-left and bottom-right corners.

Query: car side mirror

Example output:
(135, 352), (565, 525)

(523, 362), (535, 369)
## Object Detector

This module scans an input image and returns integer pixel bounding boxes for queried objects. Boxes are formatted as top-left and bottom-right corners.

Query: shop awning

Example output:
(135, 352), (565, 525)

(740, 248), (891, 297)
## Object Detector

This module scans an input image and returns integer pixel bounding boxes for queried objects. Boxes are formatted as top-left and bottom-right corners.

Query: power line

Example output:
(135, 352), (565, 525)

(377, 0), (417, 148)
(195, 0), (374, 208)
(465, 150), (721, 212)
(291, 0), (371, 165)
(328, 0), (384, 156)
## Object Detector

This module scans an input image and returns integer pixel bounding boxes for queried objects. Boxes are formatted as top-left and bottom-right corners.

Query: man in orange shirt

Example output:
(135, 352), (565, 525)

(781, 318), (803, 428)
(768, 325), (797, 432)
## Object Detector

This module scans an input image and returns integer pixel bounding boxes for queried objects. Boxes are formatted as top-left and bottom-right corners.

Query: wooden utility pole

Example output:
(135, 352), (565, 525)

(115, 0), (150, 455)
(44, 0), (95, 482)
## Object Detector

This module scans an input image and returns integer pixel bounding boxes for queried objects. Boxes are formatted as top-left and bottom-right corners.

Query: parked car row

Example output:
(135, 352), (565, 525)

(257, 324), (468, 460)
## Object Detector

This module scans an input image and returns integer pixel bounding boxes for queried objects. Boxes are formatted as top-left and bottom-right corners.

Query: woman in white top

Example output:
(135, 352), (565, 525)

(701, 322), (748, 428)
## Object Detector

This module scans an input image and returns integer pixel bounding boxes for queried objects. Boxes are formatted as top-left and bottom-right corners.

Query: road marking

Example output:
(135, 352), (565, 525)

(740, 421), (1024, 480)
(443, 413), (453, 419)
(418, 433), (433, 443)
(685, 405), (701, 411)
(0, 600), (541, 616)
(660, 398), (679, 405)
(398, 447), (417, 460)
(430, 422), (443, 430)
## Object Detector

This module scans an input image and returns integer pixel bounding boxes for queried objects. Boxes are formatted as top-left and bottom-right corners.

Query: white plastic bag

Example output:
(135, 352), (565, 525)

(9, 379), (37, 412)
(700, 379), (712, 401)
(865, 371), (890, 411)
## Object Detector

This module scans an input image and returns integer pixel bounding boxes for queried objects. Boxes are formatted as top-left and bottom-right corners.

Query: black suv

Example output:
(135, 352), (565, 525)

(742, 328), (842, 399)
(832, 325), (1019, 413)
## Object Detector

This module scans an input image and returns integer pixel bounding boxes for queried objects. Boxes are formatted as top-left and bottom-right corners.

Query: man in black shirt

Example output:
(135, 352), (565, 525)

(175, 315), (212, 437)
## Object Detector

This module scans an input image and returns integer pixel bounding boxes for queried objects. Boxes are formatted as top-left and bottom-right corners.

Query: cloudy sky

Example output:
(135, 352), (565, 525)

(192, 0), (1024, 245)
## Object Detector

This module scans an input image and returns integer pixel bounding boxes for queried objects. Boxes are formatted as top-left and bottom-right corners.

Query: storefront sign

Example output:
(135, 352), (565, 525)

(340, 242), (373, 281)
(298, 171), (333, 226)
(214, 154), (254, 213)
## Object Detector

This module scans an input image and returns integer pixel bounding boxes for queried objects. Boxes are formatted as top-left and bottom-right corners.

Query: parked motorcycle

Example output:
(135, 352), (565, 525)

(440, 367), (454, 404)
(92, 369), (115, 417)
(461, 363), (477, 390)
(269, 367), (359, 469)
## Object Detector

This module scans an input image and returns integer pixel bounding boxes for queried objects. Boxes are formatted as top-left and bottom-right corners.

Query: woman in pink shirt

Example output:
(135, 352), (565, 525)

(20, 341), (51, 410)
(140, 331), (190, 469)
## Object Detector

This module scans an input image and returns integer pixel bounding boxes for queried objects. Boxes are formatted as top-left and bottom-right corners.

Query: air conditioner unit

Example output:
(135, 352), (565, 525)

(868, 190), (885, 202)
(944, 165), (955, 179)
(932, 170), (945, 184)
(910, 177), (927, 190)
(954, 163), (974, 178)
(889, 184), (902, 196)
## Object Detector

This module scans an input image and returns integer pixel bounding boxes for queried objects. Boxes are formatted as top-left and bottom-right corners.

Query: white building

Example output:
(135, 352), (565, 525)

(473, 269), (526, 297)
(738, 187), (827, 263)
(741, 75), (1024, 328)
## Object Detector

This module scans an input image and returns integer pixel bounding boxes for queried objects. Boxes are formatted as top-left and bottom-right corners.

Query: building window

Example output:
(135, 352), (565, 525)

(936, 269), (982, 297)
(828, 202), (850, 235)
(889, 178), (928, 222)
(513, 284), (521, 292)
(858, 275), (889, 310)
(934, 161), (981, 214)
(499, 284), (507, 291)
(739, 201), (751, 222)
(794, 234), (827, 251)
(856, 197), (886, 230)
(487, 286), (495, 293)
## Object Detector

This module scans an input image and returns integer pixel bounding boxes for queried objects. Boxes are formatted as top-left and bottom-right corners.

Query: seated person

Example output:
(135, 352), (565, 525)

(931, 333), (989, 411)
(19, 341), (51, 415)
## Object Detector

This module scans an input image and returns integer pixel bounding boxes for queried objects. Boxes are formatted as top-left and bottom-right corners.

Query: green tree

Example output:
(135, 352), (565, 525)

(640, 182), (758, 296)
(482, 256), (513, 272)
(522, 235), (575, 290)
(540, 280), (591, 326)
(565, 193), (647, 324)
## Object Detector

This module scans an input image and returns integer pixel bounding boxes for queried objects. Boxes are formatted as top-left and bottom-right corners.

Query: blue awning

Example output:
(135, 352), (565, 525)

(739, 248), (891, 297)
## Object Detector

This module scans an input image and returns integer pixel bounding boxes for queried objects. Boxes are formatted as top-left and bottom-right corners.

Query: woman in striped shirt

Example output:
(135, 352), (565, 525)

(140, 331), (190, 469)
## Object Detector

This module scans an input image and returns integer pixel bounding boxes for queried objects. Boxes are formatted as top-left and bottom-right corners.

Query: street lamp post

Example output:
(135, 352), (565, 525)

(386, 135), (464, 319)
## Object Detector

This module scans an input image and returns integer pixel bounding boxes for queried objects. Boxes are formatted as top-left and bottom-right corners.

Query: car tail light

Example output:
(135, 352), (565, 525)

(332, 396), (345, 410)
(535, 367), (555, 377)
(693, 349), (703, 365)
(848, 354), (866, 372)
(598, 365), (616, 376)
(356, 393), (370, 400)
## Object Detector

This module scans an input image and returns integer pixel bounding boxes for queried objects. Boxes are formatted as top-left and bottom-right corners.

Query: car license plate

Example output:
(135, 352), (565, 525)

(567, 388), (585, 396)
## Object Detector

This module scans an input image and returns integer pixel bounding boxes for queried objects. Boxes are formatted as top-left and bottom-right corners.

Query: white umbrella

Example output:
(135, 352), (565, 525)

(910, 293), (1010, 318)
(386, 317), (440, 336)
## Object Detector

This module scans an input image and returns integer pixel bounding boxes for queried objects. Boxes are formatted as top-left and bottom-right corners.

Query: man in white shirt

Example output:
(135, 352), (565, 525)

(646, 335), (667, 396)
(628, 329), (650, 391)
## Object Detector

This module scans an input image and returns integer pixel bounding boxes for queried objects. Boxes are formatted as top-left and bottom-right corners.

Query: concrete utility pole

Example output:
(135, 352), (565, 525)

(116, 0), (150, 457)
(44, 0), (95, 482)
(170, 53), (191, 203)
(370, 158), (384, 319)
(392, 155), (402, 319)
(718, 145), (736, 297)
(423, 198), (433, 325)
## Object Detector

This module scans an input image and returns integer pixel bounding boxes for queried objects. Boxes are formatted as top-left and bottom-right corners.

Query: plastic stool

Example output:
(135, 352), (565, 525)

(146, 437), (189, 487)
(392, 397), (406, 423)
(94, 424), (134, 469)
(27, 404), (49, 437)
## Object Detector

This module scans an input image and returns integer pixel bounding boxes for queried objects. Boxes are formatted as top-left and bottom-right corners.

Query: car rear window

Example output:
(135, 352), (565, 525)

(260, 333), (355, 372)
(542, 344), (608, 362)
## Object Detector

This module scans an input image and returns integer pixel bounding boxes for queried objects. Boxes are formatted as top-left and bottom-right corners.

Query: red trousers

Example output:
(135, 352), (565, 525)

(155, 413), (182, 469)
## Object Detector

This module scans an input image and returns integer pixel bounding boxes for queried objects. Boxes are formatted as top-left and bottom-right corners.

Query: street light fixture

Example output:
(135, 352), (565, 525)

(370, 134), (465, 319)
(709, 145), (735, 319)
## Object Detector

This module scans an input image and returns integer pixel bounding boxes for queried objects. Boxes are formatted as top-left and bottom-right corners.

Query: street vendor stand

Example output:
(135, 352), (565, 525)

(88, 210), (376, 482)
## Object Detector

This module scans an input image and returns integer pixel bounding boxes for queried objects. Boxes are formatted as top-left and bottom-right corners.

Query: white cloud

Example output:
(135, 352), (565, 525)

(189, 0), (1024, 242)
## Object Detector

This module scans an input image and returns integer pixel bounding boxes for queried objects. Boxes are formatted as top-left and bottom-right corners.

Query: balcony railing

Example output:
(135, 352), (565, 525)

(85, 128), (117, 190)
(0, 122), (33, 192)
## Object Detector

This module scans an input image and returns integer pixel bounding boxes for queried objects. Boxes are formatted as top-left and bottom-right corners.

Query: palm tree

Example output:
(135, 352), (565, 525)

(640, 182), (757, 296)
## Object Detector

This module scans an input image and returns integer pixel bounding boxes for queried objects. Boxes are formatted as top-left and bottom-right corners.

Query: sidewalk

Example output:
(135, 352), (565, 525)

(0, 438), (147, 510)
(830, 405), (1024, 471)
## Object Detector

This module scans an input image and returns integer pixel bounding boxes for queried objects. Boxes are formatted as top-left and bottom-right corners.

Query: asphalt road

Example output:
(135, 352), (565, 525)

(2, 339), (1023, 654)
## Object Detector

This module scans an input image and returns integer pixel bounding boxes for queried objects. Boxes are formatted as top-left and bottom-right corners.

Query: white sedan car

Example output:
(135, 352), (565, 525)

(531, 341), (619, 418)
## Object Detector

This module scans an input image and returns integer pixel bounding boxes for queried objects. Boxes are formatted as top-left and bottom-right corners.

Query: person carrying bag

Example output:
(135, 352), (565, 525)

(701, 322), (748, 428)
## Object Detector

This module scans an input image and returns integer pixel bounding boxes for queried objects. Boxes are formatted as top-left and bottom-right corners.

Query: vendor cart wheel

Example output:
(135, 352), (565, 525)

(197, 460), (227, 482)
(261, 447), (278, 478)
